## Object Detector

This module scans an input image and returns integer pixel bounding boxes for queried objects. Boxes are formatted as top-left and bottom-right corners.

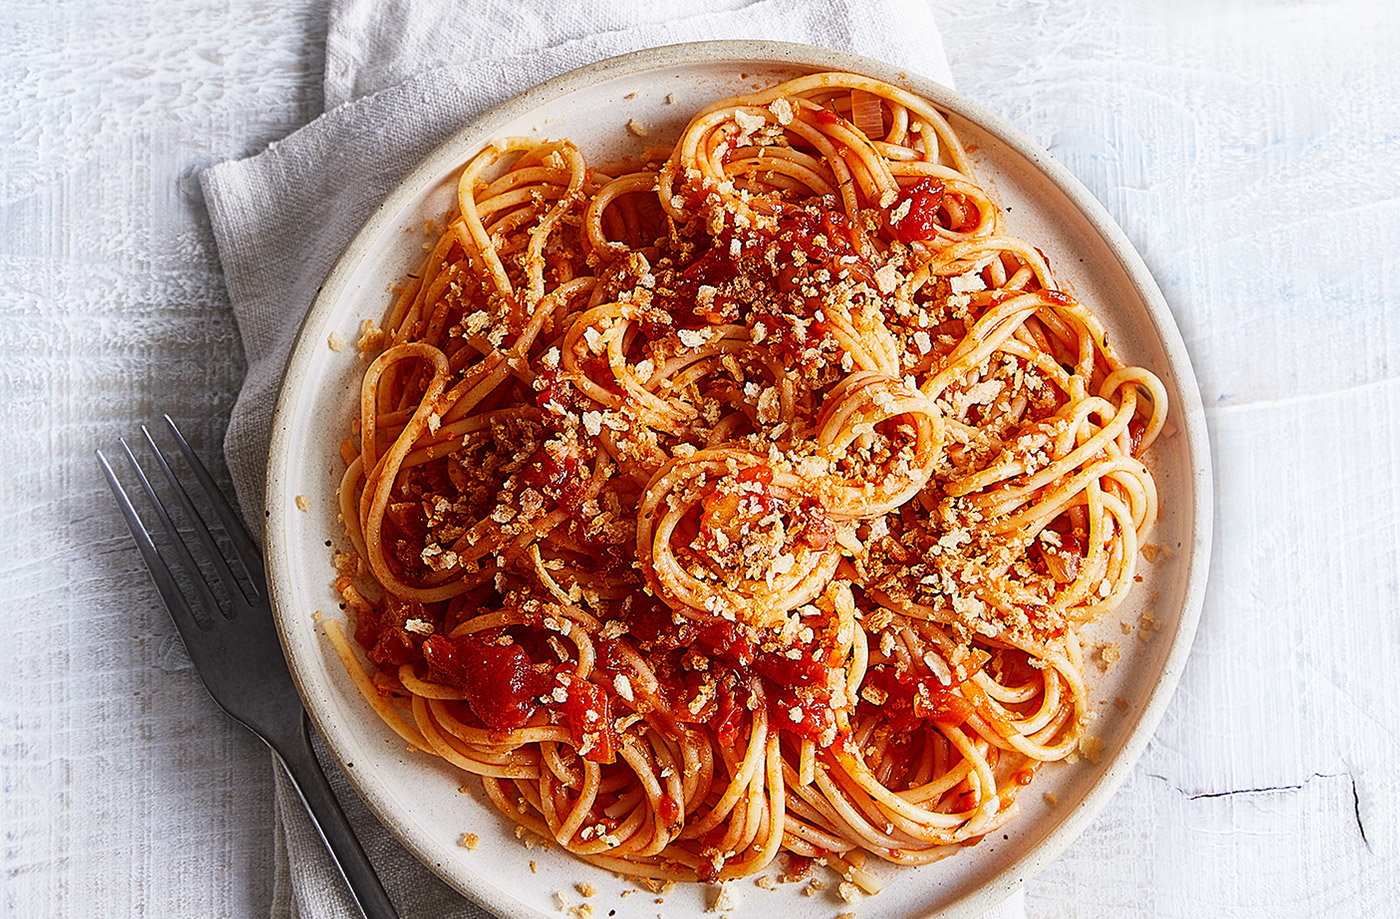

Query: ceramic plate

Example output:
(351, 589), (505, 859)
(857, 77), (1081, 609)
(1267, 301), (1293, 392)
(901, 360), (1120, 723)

(264, 40), (1212, 919)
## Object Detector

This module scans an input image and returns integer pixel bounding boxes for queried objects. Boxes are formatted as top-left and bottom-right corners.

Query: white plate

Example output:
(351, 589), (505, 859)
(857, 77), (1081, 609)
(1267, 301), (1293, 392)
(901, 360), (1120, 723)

(264, 40), (1212, 919)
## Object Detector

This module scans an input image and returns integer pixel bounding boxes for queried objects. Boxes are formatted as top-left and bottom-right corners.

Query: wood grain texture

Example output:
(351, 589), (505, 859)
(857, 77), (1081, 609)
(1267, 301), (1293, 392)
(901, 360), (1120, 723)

(1, 0), (1396, 916)
(1, 1), (330, 915)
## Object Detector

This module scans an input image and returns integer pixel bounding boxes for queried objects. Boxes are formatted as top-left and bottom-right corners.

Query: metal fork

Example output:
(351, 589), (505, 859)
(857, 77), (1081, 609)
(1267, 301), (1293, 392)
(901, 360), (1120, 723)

(98, 416), (399, 919)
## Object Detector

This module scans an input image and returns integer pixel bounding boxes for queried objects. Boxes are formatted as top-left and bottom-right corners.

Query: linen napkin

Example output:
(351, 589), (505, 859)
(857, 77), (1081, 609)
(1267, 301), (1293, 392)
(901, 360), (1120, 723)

(201, 1), (1023, 916)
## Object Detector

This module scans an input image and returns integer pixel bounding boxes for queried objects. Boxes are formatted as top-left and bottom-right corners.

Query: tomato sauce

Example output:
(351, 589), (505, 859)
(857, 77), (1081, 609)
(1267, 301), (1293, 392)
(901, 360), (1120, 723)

(601, 595), (842, 743)
(354, 596), (429, 668)
(859, 663), (973, 731)
(533, 364), (587, 413)
(422, 632), (550, 733)
(562, 678), (618, 763)
(887, 178), (947, 244)
(658, 792), (681, 826)
(649, 196), (872, 364)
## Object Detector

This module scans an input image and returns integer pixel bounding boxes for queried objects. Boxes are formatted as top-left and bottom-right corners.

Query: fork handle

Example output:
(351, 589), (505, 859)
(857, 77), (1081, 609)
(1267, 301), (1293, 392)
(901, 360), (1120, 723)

(274, 716), (401, 919)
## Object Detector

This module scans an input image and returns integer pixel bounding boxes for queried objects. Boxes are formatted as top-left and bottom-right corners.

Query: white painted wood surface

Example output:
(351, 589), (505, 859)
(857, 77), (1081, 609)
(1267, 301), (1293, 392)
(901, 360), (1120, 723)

(2, 1), (1396, 916)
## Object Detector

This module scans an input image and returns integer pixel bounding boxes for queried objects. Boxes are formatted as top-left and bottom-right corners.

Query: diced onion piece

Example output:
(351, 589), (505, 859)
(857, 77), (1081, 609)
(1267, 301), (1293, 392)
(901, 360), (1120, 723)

(850, 90), (885, 139)
(1044, 549), (1079, 584)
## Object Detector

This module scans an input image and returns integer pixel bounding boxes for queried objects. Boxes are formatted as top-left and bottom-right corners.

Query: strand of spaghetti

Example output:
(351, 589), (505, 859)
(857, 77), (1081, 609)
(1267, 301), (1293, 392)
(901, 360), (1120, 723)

(680, 701), (769, 839)
(696, 72), (972, 175)
(454, 138), (547, 301)
(322, 618), (428, 749)
(410, 695), (540, 779)
(584, 172), (657, 255)
(717, 733), (786, 877)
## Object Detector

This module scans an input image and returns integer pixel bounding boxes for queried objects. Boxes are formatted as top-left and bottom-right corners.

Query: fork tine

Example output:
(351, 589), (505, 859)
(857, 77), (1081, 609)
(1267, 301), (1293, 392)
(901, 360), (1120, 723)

(117, 437), (229, 625)
(140, 425), (251, 607)
(162, 415), (266, 598)
(97, 449), (211, 639)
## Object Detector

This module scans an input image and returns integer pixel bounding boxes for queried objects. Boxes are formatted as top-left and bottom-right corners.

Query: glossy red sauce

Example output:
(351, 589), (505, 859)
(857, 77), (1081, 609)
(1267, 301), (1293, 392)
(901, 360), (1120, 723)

(782, 853), (816, 880)
(360, 620), (624, 761)
(1128, 416), (1146, 455)
(422, 632), (549, 733)
(696, 473), (778, 536)
(533, 364), (587, 413)
(680, 242), (742, 291)
(770, 207), (861, 277)
(658, 792), (681, 826)
(354, 596), (427, 668)
(651, 199), (869, 361)
(860, 663), (973, 731)
(926, 318), (967, 344)
(519, 440), (635, 568)
(887, 178), (947, 244)
(518, 443), (581, 493)
(644, 239), (742, 337)
(384, 500), (428, 576)
(735, 464), (773, 486)
(796, 498), (837, 551)
(602, 597), (840, 743)
(518, 443), (589, 522)
(562, 677), (618, 763)
(381, 462), (457, 581)
(687, 470), (835, 557)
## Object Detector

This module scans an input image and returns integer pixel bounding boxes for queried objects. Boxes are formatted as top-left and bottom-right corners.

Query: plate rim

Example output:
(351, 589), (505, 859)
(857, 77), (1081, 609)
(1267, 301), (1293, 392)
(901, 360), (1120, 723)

(263, 38), (1214, 919)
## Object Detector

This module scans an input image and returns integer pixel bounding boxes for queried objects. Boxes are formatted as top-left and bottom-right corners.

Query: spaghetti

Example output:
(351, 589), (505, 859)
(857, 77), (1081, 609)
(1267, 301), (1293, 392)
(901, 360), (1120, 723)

(326, 72), (1165, 887)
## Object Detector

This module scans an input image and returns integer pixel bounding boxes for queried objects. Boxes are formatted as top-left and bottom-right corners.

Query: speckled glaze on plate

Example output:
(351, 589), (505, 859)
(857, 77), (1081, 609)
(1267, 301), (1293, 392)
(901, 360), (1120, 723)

(263, 41), (1212, 919)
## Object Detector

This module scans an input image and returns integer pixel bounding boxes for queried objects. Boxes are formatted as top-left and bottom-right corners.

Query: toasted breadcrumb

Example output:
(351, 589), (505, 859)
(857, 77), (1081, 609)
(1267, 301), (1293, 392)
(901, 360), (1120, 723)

(514, 825), (545, 848)
(706, 883), (736, 912)
(1096, 642), (1120, 671)
(1142, 543), (1173, 564)
(357, 319), (385, 354)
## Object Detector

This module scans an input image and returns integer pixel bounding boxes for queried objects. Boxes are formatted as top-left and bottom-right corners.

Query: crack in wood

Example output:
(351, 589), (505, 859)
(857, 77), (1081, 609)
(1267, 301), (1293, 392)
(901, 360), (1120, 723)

(1145, 770), (1373, 847)
(1146, 770), (1346, 800)
(1350, 773), (1372, 853)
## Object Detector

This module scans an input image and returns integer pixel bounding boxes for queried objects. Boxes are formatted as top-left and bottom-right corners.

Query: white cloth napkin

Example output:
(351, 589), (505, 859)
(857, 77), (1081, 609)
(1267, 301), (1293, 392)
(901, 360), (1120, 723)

(201, 1), (1023, 916)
